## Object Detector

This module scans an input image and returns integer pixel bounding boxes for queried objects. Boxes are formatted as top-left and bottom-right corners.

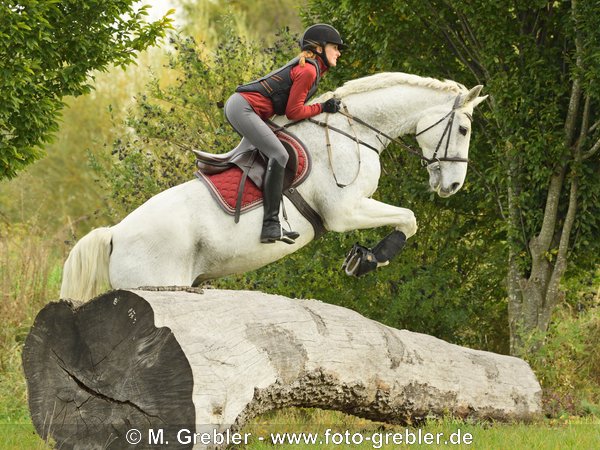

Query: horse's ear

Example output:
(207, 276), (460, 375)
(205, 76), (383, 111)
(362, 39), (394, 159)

(471, 94), (488, 109)
(462, 85), (484, 105)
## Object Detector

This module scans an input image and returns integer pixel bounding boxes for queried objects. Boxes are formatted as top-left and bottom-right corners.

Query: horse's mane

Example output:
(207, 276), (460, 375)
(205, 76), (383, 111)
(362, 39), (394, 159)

(332, 72), (468, 99)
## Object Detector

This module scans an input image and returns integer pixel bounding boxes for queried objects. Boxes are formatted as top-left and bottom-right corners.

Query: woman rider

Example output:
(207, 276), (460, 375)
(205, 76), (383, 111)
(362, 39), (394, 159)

(224, 24), (346, 244)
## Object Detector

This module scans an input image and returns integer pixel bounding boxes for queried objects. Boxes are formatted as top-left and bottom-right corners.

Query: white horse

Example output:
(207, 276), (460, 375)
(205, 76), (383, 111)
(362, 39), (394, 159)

(60, 72), (487, 301)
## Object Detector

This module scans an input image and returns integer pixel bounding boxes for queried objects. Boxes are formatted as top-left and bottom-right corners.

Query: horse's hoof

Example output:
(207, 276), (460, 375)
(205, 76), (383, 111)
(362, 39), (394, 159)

(342, 243), (378, 277)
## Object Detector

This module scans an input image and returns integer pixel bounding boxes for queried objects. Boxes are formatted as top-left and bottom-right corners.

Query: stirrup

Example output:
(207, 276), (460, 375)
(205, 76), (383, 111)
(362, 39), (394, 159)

(260, 224), (299, 245)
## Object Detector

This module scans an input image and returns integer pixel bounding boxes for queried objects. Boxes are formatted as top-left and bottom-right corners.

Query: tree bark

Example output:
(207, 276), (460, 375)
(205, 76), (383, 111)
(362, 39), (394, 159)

(23, 289), (542, 449)
(507, 166), (578, 356)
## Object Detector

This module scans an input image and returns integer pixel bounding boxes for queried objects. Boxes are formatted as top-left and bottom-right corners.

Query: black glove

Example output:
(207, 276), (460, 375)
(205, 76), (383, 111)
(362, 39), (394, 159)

(321, 98), (341, 113)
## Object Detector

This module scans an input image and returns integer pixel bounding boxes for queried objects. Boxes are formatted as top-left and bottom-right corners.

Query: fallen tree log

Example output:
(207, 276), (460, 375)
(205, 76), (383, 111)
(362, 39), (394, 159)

(23, 289), (541, 449)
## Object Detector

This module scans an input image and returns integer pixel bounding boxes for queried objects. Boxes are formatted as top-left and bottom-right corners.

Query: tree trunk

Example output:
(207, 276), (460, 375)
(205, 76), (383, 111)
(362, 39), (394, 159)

(507, 11), (583, 355)
(23, 288), (542, 449)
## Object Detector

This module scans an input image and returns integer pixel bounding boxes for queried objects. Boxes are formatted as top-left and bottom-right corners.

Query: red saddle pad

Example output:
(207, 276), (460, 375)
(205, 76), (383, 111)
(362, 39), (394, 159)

(197, 130), (310, 216)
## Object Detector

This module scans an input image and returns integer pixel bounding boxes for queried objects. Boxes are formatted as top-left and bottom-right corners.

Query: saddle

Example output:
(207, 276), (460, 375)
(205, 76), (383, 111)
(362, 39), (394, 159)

(194, 123), (325, 237)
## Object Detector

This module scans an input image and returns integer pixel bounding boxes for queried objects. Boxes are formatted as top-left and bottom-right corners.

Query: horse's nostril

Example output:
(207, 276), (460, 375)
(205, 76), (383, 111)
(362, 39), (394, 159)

(451, 182), (461, 192)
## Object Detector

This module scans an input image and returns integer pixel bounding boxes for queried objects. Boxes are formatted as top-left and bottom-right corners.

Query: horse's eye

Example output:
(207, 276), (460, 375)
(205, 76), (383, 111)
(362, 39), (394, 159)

(459, 126), (468, 136)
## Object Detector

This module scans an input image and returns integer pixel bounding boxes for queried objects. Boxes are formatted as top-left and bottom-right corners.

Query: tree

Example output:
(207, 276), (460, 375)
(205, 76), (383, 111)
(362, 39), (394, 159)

(303, 0), (600, 355)
(0, 0), (173, 180)
(177, 0), (306, 45)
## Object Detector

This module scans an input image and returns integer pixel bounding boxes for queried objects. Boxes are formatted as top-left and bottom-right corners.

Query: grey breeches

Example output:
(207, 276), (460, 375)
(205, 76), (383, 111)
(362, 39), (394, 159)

(224, 93), (289, 167)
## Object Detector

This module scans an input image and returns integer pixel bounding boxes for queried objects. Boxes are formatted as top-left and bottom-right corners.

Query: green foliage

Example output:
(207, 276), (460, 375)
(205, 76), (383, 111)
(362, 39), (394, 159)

(0, 0), (174, 180)
(527, 303), (600, 417)
(304, 0), (600, 269)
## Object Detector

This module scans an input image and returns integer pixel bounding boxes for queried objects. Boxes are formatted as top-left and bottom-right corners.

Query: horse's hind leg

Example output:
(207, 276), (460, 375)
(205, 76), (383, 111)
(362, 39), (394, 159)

(108, 235), (196, 289)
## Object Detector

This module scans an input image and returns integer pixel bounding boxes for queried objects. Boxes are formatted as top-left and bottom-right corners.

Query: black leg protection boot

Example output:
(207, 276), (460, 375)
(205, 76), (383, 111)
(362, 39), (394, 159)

(260, 160), (300, 244)
(372, 230), (407, 263)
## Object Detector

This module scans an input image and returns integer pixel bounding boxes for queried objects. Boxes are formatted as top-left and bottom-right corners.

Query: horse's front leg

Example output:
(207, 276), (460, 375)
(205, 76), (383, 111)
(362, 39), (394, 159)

(326, 197), (418, 238)
(327, 198), (418, 277)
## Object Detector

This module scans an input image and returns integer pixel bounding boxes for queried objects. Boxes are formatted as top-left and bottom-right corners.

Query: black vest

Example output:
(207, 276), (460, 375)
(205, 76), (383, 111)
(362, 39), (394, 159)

(236, 57), (322, 116)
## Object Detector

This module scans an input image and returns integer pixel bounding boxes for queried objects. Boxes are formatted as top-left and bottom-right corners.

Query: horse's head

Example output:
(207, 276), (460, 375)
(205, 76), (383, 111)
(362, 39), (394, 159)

(415, 85), (488, 197)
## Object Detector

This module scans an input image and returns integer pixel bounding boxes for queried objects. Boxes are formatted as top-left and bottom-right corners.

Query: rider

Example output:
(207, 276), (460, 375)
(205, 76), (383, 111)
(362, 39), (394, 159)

(224, 24), (346, 244)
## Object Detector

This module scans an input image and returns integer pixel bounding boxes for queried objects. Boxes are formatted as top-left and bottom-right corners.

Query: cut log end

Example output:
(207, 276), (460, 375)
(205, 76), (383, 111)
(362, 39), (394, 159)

(22, 290), (195, 449)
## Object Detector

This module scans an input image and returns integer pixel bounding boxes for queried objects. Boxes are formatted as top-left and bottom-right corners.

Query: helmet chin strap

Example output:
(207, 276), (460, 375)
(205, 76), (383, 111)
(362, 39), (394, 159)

(316, 45), (329, 67)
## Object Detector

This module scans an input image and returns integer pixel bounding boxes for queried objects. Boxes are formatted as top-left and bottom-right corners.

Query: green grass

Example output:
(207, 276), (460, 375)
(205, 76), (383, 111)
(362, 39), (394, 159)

(0, 425), (50, 450)
(240, 409), (600, 449)
(0, 224), (61, 449)
(1, 404), (599, 449)
(0, 333), (52, 450)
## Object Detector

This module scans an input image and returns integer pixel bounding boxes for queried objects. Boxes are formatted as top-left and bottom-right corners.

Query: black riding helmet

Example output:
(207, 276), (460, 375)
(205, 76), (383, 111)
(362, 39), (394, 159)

(300, 24), (346, 66)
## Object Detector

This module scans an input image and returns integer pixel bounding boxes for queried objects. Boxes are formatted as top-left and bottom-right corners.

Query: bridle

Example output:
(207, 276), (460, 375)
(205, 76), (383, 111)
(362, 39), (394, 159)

(414, 95), (471, 167)
(279, 94), (471, 187)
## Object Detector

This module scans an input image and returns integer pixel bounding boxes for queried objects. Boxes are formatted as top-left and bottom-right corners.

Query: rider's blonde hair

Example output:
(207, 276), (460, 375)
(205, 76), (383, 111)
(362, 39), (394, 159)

(298, 49), (318, 66)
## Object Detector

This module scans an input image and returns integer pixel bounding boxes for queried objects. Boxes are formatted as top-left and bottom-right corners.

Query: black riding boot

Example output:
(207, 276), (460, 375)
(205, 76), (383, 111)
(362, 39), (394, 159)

(260, 159), (300, 244)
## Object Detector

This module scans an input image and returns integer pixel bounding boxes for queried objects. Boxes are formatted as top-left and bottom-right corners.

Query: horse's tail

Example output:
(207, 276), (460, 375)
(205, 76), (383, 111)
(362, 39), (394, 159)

(60, 227), (112, 302)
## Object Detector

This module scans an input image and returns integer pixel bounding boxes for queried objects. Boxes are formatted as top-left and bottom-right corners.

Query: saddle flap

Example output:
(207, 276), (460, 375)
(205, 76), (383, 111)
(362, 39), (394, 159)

(194, 139), (257, 175)
(282, 141), (298, 190)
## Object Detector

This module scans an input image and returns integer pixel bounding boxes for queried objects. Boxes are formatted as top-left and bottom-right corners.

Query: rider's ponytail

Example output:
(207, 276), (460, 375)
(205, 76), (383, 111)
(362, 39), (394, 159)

(298, 49), (317, 66)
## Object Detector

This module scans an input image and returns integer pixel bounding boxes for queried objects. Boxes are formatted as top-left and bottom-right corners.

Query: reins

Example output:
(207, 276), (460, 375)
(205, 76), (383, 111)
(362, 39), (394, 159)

(275, 94), (471, 189)
(337, 96), (470, 166)
(323, 105), (363, 187)
(283, 95), (470, 171)
(336, 108), (425, 160)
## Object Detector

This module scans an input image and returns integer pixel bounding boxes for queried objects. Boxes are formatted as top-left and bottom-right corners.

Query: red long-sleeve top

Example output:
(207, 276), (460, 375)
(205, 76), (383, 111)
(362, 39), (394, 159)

(240, 56), (328, 121)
